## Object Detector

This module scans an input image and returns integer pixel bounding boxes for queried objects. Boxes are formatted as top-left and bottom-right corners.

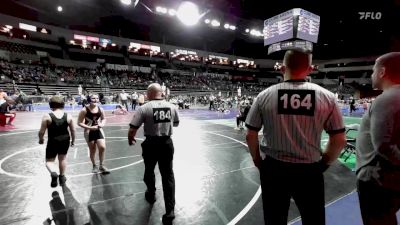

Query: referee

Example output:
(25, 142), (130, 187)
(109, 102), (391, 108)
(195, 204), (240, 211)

(128, 83), (180, 223)
(245, 50), (346, 225)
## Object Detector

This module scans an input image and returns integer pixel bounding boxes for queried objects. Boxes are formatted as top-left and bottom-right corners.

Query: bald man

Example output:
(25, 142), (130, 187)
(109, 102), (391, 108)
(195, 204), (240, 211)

(128, 83), (180, 223)
(245, 50), (346, 225)
(356, 52), (400, 225)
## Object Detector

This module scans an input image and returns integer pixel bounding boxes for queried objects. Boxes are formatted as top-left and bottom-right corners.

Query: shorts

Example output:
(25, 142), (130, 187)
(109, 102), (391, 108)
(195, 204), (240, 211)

(84, 129), (105, 143)
(46, 140), (70, 159)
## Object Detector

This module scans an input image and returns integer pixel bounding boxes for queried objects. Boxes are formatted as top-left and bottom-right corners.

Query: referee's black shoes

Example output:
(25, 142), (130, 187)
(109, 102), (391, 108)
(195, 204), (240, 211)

(162, 211), (175, 224)
(145, 191), (156, 204)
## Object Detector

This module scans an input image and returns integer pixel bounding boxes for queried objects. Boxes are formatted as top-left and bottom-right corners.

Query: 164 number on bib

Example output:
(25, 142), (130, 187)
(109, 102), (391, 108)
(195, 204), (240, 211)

(278, 90), (315, 116)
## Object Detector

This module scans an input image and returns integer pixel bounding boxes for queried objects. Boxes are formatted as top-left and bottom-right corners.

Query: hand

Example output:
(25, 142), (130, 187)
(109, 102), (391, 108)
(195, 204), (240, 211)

(128, 137), (136, 146)
(91, 125), (99, 130)
(39, 139), (44, 144)
(70, 142), (75, 147)
(98, 124), (104, 128)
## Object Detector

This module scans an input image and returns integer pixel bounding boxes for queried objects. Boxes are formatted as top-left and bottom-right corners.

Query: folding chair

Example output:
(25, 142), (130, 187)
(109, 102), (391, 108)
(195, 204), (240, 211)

(340, 124), (360, 162)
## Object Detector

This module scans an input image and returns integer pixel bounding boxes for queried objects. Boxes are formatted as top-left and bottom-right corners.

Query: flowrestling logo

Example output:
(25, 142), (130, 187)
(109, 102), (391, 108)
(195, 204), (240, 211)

(359, 12), (382, 20)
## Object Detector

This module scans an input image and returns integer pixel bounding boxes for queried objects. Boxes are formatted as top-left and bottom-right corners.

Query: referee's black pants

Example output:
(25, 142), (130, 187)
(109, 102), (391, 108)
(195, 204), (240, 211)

(260, 156), (325, 225)
(141, 137), (175, 213)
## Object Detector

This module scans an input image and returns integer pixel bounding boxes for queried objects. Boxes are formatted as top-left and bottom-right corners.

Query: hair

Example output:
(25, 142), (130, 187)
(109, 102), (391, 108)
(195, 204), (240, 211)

(376, 52), (400, 82)
(49, 96), (65, 109)
(283, 50), (312, 75)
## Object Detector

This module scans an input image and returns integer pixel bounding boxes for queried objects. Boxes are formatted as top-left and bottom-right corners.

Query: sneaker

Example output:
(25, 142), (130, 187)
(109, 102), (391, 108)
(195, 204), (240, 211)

(50, 172), (58, 188)
(92, 164), (99, 173)
(99, 165), (110, 174)
(59, 175), (67, 186)
(234, 127), (240, 130)
(145, 191), (156, 204)
(162, 211), (175, 224)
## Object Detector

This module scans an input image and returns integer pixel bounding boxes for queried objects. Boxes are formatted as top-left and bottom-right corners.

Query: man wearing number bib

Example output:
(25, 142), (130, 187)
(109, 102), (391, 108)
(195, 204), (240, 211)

(245, 50), (346, 225)
(128, 83), (180, 224)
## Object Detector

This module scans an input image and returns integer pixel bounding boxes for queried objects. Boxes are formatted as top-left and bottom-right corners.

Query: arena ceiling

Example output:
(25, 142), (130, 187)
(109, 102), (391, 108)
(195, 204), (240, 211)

(2, 0), (400, 60)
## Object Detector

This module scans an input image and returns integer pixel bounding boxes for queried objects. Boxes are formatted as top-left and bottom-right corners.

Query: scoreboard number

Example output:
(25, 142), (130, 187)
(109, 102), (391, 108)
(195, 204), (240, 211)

(278, 90), (315, 116)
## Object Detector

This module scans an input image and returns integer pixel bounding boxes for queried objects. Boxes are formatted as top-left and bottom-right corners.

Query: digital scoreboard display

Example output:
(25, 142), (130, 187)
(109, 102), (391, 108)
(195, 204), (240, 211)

(268, 40), (313, 54)
(296, 9), (320, 43)
(263, 9), (295, 46)
(264, 8), (320, 47)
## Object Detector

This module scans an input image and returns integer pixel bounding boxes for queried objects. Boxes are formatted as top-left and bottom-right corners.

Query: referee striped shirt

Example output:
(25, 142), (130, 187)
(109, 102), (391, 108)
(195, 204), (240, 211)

(245, 80), (345, 163)
(130, 99), (180, 137)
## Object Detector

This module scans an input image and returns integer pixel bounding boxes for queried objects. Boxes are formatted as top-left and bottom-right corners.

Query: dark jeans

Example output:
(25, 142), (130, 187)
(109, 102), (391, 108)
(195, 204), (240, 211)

(121, 100), (128, 111)
(357, 179), (400, 225)
(131, 100), (137, 110)
(260, 156), (325, 225)
(142, 137), (175, 213)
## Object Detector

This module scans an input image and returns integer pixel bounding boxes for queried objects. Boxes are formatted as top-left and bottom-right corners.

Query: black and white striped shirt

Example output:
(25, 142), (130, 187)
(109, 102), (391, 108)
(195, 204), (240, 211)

(130, 99), (179, 136)
(245, 80), (345, 163)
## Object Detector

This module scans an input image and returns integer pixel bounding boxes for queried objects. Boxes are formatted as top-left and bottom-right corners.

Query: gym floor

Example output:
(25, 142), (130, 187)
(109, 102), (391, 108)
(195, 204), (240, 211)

(0, 108), (360, 225)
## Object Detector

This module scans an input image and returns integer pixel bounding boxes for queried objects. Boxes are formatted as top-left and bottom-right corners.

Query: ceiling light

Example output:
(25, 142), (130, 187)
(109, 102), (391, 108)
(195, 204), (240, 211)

(224, 23), (230, 29)
(156, 6), (167, 13)
(168, 9), (176, 16)
(204, 19), (210, 24)
(57, 6), (63, 12)
(245, 28), (250, 33)
(120, 0), (131, 5)
(229, 25), (236, 30)
(211, 19), (220, 27)
(176, 2), (200, 26)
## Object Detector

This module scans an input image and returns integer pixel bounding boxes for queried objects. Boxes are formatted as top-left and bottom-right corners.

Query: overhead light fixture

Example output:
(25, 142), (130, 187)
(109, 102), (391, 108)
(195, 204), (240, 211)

(245, 28), (250, 33)
(211, 19), (220, 27)
(204, 19), (210, 24)
(120, 0), (131, 5)
(156, 6), (167, 14)
(229, 25), (236, 30)
(57, 6), (63, 12)
(168, 9), (176, 16)
(176, 1), (200, 26)
(224, 23), (230, 29)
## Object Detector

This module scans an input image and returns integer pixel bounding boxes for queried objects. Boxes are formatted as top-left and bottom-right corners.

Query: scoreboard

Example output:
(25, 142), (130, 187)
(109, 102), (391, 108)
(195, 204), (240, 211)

(296, 9), (320, 44)
(263, 9), (295, 46)
(264, 8), (320, 50)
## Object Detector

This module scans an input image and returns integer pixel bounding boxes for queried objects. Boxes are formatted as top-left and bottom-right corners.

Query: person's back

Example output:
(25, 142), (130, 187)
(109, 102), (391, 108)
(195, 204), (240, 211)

(47, 112), (70, 142)
(245, 50), (346, 225)
(253, 81), (341, 163)
(139, 99), (178, 137)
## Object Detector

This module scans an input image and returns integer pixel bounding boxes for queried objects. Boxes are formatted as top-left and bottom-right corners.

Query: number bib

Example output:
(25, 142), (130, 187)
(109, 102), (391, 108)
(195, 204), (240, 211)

(278, 90), (315, 116)
(153, 108), (172, 123)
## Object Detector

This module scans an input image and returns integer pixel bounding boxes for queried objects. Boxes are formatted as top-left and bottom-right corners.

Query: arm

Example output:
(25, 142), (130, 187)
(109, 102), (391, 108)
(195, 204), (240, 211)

(128, 107), (144, 145)
(246, 129), (262, 169)
(173, 107), (180, 127)
(321, 132), (346, 165)
(67, 113), (76, 146)
(38, 114), (50, 144)
(371, 100), (400, 165)
(98, 108), (106, 128)
(322, 98), (346, 169)
(128, 127), (138, 145)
